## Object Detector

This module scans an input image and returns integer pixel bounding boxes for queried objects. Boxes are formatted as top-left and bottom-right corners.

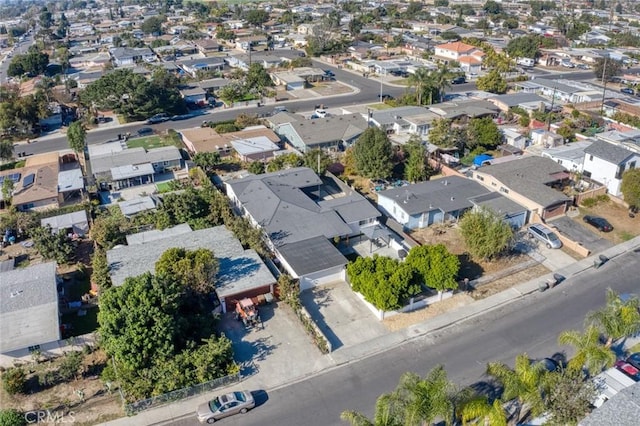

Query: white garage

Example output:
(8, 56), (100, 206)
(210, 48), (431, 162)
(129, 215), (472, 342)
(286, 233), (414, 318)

(277, 236), (348, 292)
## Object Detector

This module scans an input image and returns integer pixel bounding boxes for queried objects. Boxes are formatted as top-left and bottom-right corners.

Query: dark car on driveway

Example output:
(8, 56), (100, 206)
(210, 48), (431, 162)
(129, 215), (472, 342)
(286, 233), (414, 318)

(627, 353), (640, 370)
(583, 215), (613, 232)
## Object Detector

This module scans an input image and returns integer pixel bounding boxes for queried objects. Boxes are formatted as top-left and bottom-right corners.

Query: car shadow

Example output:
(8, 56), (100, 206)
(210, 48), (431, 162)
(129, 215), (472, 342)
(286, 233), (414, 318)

(251, 390), (269, 408)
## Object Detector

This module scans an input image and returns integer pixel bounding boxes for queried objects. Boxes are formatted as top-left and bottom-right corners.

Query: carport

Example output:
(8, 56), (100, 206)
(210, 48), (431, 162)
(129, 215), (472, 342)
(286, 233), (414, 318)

(360, 224), (393, 253)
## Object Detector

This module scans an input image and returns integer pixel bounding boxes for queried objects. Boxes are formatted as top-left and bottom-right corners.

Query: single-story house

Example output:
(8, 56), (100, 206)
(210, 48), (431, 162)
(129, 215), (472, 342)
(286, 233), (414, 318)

(89, 144), (182, 191)
(469, 192), (529, 229)
(178, 57), (225, 77)
(472, 155), (572, 220)
(502, 128), (526, 150)
(180, 87), (207, 105)
(366, 106), (439, 136)
(270, 67), (326, 91)
(275, 113), (369, 153)
(181, 126), (281, 156)
(530, 129), (564, 147)
(231, 136), (281, 162)
(110, 46), (156, 66)
(107, 224), (275, 312)
(376, 176), (491, 230)
(428, 99), (499, 120)
(488, 93), (550, 113)
(40, 210), (89, 236)
(0, 262), (60, 358)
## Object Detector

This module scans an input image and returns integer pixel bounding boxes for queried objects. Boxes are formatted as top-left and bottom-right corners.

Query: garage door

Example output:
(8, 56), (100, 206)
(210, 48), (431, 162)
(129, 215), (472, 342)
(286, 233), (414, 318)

(299, 266), (346, 291)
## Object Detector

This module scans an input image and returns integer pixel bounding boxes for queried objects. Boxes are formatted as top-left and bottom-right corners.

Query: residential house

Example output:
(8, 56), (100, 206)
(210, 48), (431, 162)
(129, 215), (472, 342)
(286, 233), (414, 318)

(530, 129), (565, 147)
(502, 128), (527, 150)
(366, 106), (439, 136)
(275, 113), (369, 153)
(118, 196), (158, 218)
(376, 176), (495, 230)
(433, 41), (484, 69)
(472, 155), (572, 220)
(0, 262), (60, 358)
(579, 382), (640, 426)
(178, 57), (225, 78)
(180, 87), (207, 105)
(487, 93), (550, 113)
(469, 192), (530, 229)
(109, 47), (156, 66)
(106, 224), (275, 313)
(89, 145), (182, 190)
(540, 140), (594, 173)
(270, 67), (326, 91)
(428, 99), (500, 120)
(41, 210), (89, 236)
(582, 139), (639, 196)
(193, 38), (222, 55)
(225, 167), (380, 290)
(231, 136), (280, 162)
(181, 126), (281, 156)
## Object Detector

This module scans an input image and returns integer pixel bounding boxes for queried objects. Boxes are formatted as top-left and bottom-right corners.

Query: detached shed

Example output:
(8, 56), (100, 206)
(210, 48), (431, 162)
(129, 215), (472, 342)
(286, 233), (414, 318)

(40, 210), (89, 236)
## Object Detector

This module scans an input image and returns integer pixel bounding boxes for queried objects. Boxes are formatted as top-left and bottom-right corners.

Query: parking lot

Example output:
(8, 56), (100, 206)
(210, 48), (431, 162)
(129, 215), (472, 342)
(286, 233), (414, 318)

(549, 216), (614, 254)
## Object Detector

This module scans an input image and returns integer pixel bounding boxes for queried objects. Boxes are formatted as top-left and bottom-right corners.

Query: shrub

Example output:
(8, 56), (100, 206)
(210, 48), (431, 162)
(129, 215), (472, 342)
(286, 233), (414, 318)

(0, 409), (26, 426)
(581, 197), (597, 208)
(58, 351), (83, 382)
(2, 367), (26, 395)
(38, 370), (57, 388)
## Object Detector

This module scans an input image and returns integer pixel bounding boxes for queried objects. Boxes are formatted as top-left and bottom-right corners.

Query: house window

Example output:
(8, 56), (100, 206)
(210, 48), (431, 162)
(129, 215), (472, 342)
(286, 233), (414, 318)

(589, 155), (593, 161)
(583, 170), (592, 178)
(629, 161), (637, 170)
(500, 187), (509, 194)
(28, 345), (41, 352)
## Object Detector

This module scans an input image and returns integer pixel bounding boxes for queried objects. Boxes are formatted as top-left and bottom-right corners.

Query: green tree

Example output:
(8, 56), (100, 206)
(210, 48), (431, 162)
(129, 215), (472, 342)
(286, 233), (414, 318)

(0, 139), (13, 160)
(30, 225), (74, 264)
(483, 0), (503, 15)
(91, 249), (112, 291)
(431, 65), (452, 103)
(347, 255), (420, 311)
(244, 9), (270, 26)
(593, 57), (622, 82)
(341, 392), (404, 426)
(2, 367), (26, 395)
(58, 351), (83, 381)
(395, 366), (457, 425)
(406, 244), (460, 297)
(586, 288), (640, 348)
(486, 354), (548, 423)
(543, 369), (596, 425)
(558, 325), (616, 374)
(459, 207), (514, 261)
(407, 67), (433, 106)
(158, 187), (212, 229)
(459, 396), (507, 426)
(467, 117), (502, 150)
(0, 409), (26, 426)
(352, 127), (393, 179)
(192, 152), (220, 172)
(506, 35), (540, 59)
(303, 148), (332, 175)
(403, 137), (429, 182)
(141, 16), (164, 34)
(475, 69), (507, 94)
(1, 178), (14, 206)
(7, 48), (49, 77)
(39, 7), (53, 29)
(247, 161), (265, 174)
(67, 121), (86, 153)
(245, 63), (274, 93)
(155, 248), (219, 294)
(621, 168), (640, 209)
(90, 210), (128, 249)
(428, 118), (454, 148)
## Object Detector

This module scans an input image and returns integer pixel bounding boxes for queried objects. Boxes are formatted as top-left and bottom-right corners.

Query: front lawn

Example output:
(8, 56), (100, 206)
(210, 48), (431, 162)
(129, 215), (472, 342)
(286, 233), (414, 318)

(155, 181), (173, 193)
(126, 136), (171, 150)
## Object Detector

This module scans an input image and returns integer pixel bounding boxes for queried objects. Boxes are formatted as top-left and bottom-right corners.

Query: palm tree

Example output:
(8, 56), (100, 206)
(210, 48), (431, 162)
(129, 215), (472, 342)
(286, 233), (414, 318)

(407, 67), (433, 106)
(341, 392), (404, 426)
(558, 325), (616, 375)
(430, 65), (452, 103)
(587, 288), (640, 348)
(395, 366), (457, 425)
(485, 354), (548, 423)
(459, 395), (507, 426)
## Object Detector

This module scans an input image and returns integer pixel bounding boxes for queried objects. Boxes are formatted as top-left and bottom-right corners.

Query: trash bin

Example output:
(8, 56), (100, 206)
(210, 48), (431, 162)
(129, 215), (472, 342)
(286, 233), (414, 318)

(539, 282), (549, 292)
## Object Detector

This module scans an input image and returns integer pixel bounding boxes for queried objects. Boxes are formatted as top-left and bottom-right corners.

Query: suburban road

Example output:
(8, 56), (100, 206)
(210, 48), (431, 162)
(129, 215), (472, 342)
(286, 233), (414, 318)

(167, 250), (640, 426)
(0, 33), (34, 81)
(16, 65), (602, 156)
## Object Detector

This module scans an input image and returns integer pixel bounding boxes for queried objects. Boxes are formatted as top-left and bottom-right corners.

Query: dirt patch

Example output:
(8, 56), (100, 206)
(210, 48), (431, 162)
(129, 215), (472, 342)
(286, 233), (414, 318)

(469, 263), (550, 300)
(577, 201), (640, 244)
(310, 81), (354, 97)
(1, 349), (123, 425)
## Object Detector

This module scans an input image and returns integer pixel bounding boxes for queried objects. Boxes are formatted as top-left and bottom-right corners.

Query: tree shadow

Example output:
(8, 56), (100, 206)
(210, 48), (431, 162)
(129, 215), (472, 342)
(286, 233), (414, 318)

(251, 390), (269, 408)
(457, 253), (483, 282)
(299, 289), (343, 350)
(468, 379), (504, 401)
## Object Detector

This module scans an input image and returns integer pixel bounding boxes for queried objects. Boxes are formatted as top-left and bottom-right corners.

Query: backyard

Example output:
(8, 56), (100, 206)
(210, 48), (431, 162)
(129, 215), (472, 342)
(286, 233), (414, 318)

(126, 136), (171, 150)
(577, 200), (640, 244)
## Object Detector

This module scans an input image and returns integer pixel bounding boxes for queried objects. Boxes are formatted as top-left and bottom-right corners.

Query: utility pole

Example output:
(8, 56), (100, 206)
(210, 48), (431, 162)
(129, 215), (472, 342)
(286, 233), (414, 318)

(546, 87), (557, 132)
(600, 55), (608, 116)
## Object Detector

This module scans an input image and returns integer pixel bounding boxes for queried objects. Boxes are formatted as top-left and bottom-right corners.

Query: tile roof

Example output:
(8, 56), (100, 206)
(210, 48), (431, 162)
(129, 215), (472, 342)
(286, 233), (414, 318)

(435, 41), (477, 53)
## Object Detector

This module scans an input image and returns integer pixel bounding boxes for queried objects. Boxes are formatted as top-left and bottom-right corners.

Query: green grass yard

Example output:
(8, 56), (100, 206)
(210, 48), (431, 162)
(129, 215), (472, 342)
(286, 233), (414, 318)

(155, 181), (173, 193)
(126, 136), (172, 150)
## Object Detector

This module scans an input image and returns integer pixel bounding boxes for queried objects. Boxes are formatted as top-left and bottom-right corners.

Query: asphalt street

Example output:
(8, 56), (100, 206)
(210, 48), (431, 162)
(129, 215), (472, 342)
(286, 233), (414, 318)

(16, 65), (601, 157)
(167, 250), (640, 426)
(0, 33), (34, 81)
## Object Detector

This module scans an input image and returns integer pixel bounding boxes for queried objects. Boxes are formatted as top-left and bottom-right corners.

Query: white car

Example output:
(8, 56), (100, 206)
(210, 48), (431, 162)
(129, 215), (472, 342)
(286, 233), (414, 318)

(315, 108), (328, 118)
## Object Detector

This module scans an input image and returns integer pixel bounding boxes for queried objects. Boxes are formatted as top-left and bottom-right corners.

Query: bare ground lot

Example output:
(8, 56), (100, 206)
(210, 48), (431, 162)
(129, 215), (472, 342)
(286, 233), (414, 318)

(577, 201), (640, 244)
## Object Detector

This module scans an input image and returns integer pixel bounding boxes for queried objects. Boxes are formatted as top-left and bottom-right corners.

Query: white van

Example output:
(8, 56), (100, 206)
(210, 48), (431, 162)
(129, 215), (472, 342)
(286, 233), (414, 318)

(517, 58), (535, 67)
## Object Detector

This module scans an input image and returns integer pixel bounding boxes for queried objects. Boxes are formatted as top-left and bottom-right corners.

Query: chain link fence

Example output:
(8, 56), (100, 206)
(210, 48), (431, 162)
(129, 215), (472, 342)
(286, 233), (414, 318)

(124, 372), (242, 416)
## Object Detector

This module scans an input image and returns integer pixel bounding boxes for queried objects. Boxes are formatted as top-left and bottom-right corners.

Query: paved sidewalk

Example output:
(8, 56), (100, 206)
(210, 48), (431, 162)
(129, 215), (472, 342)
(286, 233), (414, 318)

(103, 236), (640, 426)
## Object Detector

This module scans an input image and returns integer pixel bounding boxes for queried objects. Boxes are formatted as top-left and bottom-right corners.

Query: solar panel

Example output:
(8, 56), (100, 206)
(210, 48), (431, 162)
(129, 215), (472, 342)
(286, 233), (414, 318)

(22, 173), (35, 187)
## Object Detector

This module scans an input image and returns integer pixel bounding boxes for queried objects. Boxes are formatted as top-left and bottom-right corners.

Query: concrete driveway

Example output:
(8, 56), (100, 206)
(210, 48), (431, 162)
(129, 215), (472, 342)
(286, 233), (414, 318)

(300, 281), (388, 351)
(219, 302), (333, 389)
(549, 216), (614, 254)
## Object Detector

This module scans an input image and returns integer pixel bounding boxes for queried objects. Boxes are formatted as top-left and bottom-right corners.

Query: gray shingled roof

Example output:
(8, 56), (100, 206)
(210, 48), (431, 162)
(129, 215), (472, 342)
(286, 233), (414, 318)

(477, 156), (571, 207)
(371, 106), (433, 126)
(377, 176), (490, 215)
(489, 92), (547, 107)
(277, 236), (347, 276)
(0, 262), (59, 353)
(530, 78), (581, 95)
(107, 226), (275, 298)
(318, 194), (381, 224)
(90, 146), (182, 175)
(469, 192), (527, 216)
(283, 114), (368, 146)
(226, 168), (353, 245)
(584, 140), (635, 165)
(580, 382), (640, 426)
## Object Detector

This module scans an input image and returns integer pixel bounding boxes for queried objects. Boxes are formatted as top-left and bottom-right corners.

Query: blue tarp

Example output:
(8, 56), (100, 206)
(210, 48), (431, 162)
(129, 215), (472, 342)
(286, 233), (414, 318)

(473, 154), (493, 167)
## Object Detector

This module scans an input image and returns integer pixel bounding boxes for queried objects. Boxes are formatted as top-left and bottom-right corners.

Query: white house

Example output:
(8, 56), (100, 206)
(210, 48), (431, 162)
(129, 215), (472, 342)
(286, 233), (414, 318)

(433, 41), (484, 64)
(583, 139), (640, 196)
(540, 140), (593, 173)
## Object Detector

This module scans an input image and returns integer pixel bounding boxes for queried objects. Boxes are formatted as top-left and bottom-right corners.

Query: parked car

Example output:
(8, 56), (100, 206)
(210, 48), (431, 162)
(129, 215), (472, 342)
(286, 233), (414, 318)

(137, 127), (153, 136)
(621, 87), (635, 95)
(380, 93), (395, 101)
(273, 106), (288, 114)
(626, 353), (640, 370)
(528, 223), (562, 249)
(561, 61), (575, 68)
(171, 114), (192, 121)
(146, 113), (170, 124)
(451, 76), (466, 85)
(324, 69), (335, 77)
(196, 391), (255, 423)
(577, 64), (590, 70)
(315, 108), (328, 118)
(615, 360), (640, 381)
(583, 215), (613, 232)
